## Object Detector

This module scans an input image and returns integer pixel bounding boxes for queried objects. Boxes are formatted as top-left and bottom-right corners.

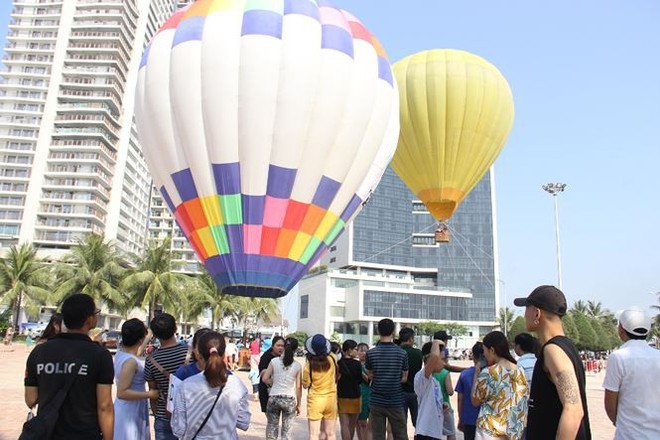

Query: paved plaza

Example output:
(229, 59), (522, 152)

(0, 344), (614, 439)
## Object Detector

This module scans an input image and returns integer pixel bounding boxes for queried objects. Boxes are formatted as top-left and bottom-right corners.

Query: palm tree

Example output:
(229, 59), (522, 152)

(571, 300), (589, 315)
(229, 296), (279, 341)
(497, 307), (515, 337)
(0, 243), (52, 329)
(193, 271), (238, 331)
(252, 298), (280, 327)
(120, 237), (192, 320)
(54, 234), (127, 309)
(586, 300), (605, 319)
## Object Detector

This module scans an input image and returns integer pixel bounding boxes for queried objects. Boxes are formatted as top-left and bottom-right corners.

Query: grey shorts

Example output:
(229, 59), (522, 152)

(443, 407), (456, 436)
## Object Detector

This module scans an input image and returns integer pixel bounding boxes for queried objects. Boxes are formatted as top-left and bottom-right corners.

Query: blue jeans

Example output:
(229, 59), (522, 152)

(403, 391), (419, 427)
(154, 417), (177, 440)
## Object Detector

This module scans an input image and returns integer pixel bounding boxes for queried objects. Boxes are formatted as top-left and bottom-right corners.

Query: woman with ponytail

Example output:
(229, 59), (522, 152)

(172, 331), (251, 439)
(262, 337), (303, 439)
(471, 331), (529, 440)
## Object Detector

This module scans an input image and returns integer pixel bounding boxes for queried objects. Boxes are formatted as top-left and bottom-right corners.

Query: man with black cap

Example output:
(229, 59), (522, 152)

(602, 307), (660, 439)
(514, 285), (591, 440)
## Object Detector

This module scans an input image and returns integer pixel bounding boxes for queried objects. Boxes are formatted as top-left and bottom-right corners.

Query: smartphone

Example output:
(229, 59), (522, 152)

(478, 354), (488, 369)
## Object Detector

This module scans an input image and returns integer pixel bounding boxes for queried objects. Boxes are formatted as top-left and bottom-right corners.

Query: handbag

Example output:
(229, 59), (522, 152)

(19, 361), (81, 440)
(191, 385), (224, 440)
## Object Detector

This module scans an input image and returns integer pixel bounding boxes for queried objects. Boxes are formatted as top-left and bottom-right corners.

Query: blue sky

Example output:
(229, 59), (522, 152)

(1, 1), (658, 319)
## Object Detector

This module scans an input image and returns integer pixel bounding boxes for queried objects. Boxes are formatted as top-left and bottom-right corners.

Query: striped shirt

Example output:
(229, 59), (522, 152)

(144, 343), (189, 419)
(171, 373), (250, 440)
(365, 342), (409, 407)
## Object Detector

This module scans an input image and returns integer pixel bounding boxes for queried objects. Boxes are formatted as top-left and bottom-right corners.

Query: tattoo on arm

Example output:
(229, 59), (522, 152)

(556, 370), (580, 405)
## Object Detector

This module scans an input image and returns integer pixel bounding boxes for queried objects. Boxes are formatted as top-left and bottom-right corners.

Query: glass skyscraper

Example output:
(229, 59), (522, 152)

(297, 166), (498, 343)
(351, 168), (497, 322)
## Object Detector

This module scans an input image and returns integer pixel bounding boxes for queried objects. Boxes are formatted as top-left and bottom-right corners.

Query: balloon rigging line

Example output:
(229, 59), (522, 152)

(449, 229), (495, 288)
(445, 223), (495, 260)
(357, 222), (438, 264)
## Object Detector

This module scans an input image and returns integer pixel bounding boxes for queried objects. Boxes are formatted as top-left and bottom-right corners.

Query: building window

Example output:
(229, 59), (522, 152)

(330, 245), (337, 252)
(329, 257), (336, 263)
(329, 306), (344, 317)
(412, 200), (429, 213)
(300, 295), (309, 319)
(411, 233), (438, 247)
(331, 278), (358, 289)
(362, 290), (468, 321)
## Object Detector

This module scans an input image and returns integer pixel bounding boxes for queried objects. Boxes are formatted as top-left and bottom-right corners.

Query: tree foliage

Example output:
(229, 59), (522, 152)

(497, 307), (515, 336)
(120, 237), (195, 320)
(416, 321), (467, 338)
(0, 243), (53, 328)
(508, 316), (529, 344)
(54, 234), (126, 309)
(286, 331), (308, 347)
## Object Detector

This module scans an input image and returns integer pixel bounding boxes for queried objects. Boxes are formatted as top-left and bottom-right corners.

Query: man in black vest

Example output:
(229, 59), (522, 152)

(24, 293), (114, 439)
(514, 285), (591, 440)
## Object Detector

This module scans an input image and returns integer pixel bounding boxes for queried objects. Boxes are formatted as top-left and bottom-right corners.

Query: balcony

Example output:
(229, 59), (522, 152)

(58, 89), (121, 114)
(50, 139), (117, 161)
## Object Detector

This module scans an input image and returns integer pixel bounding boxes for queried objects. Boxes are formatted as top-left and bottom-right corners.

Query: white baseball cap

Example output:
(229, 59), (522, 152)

(616, 307), (652, 337)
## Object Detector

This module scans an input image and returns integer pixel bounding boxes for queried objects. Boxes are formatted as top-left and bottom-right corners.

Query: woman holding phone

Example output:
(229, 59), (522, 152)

(471, 331), (529, 440)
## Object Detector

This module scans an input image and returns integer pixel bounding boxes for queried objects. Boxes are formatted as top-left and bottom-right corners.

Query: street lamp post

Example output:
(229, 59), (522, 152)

(542, 183), (567, 290)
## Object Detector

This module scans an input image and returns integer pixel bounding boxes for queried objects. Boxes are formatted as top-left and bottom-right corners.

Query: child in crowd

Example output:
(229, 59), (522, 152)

(248, 359), (260, 401)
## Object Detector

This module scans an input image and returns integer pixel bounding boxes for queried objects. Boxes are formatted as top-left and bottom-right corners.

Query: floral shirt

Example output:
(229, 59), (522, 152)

(474, 363), (529, 440)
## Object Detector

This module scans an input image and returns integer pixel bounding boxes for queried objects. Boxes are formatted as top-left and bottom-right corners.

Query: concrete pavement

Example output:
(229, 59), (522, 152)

(0, 345), (614, 439)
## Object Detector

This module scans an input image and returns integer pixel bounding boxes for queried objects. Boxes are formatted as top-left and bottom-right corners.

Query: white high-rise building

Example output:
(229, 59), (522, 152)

(0, 0), (177, 256)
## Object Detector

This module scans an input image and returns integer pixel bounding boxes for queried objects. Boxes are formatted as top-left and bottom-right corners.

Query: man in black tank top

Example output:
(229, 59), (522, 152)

(514, 285), (591, 440)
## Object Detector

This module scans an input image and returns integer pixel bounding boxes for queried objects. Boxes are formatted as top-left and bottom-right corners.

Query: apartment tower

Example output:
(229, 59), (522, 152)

(0, 0), (177, 256)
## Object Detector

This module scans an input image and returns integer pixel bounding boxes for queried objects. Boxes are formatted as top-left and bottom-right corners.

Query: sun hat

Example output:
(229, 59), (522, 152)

(305, 334), (330, 356)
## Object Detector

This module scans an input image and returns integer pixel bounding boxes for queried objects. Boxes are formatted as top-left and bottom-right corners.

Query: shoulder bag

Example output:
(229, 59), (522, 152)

(149, 355), (181, 414)
(19, 361), (81, 440)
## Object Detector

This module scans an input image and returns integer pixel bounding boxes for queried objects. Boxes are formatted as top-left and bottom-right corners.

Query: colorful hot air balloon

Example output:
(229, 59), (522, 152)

(134, 0), (399, 298)
(392, 49), (514, 223)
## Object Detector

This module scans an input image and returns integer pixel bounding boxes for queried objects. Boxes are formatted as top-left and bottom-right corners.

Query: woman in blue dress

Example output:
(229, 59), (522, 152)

(113, 318), (159, 439)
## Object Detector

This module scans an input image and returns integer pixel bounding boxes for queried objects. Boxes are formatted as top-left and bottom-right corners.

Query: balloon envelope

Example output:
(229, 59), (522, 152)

(392, 49), (514, 221)
(135, 0), (399, 298)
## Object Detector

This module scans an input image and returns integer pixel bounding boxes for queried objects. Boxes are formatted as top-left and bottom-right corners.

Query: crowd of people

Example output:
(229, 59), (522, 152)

(20, 285), (660, 439)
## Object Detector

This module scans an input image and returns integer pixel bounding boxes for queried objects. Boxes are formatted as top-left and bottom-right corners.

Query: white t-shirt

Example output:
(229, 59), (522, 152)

(602, 339), (660, 440)
(414, 369), (444, 439)
(225, 342), (237, 356)
(269, 357), (302, 398)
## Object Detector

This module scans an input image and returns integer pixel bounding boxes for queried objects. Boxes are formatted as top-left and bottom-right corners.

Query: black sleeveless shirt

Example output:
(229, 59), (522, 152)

(527, 335), (591, 440)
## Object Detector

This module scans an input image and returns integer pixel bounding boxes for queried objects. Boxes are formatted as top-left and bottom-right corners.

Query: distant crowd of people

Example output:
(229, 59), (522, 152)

(19, 285), (660, 439)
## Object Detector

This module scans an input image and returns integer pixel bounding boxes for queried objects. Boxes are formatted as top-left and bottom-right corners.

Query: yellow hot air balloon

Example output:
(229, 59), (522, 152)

(392, 49), (514, 225)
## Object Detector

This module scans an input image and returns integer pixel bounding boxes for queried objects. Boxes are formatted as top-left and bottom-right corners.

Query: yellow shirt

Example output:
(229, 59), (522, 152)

(303, 355), (337, 396)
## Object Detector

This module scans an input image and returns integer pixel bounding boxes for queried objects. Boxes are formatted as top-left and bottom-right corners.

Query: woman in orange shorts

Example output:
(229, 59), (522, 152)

(303, 334), (338, 439)
(337, 340), (363, 440)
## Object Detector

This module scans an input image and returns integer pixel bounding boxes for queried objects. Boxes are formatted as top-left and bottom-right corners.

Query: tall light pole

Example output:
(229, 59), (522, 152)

(542, 183), (567, 290)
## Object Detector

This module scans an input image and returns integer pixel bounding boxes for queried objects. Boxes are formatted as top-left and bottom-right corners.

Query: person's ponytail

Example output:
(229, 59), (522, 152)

(283, 337), (298, 368)
(199, 331), (228, 388)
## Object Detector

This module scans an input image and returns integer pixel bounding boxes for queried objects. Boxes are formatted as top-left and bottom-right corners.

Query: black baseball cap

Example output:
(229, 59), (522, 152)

(514, 285), (567, 317)
(433, 330), (452, 342)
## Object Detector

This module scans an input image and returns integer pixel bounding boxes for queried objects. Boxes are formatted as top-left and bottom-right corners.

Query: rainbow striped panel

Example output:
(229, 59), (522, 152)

(135, 0), (399, 298)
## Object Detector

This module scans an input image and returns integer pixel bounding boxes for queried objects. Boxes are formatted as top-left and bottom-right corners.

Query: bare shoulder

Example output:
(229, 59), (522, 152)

(543, 344), (581, 405)
(542, 343), (572, 371)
